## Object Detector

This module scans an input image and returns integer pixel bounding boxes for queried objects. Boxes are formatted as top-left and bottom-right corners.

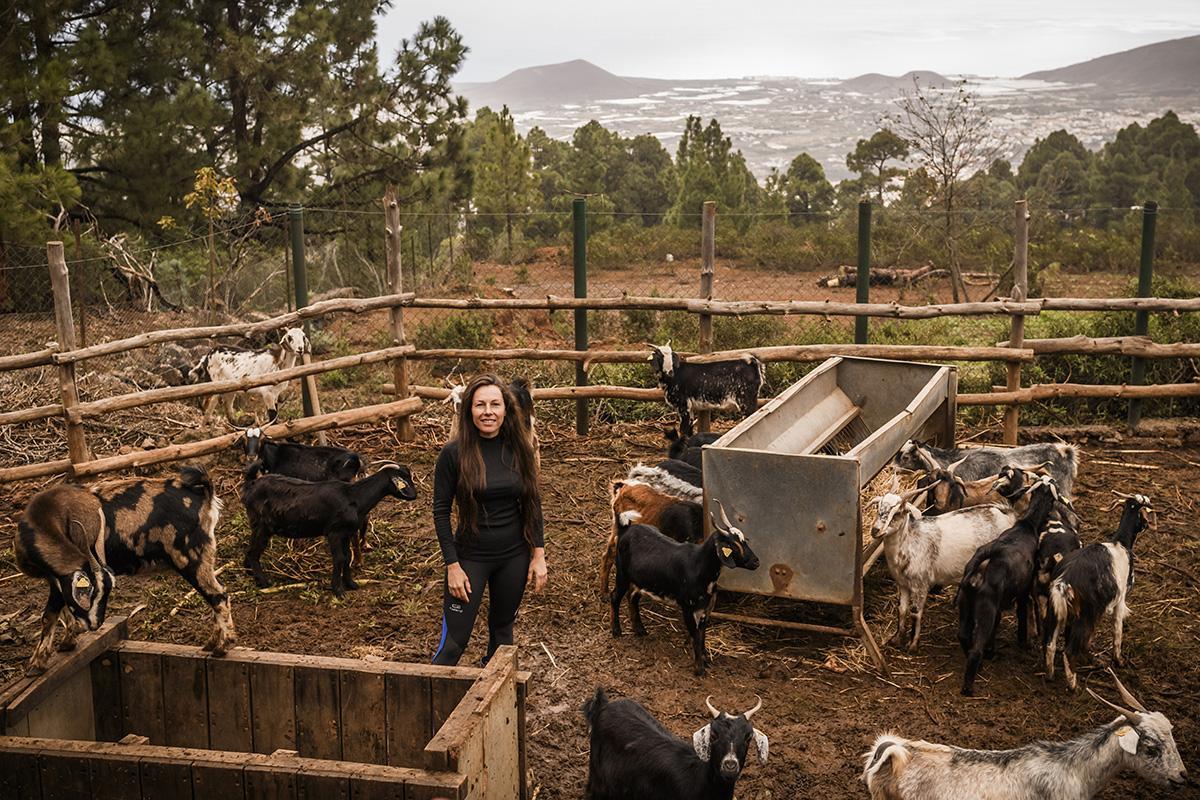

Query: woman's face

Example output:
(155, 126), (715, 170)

(471, 384), (506, 438)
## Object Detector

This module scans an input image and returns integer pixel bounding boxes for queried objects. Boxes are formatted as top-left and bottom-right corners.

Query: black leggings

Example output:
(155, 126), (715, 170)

(432, 554), (529, 666)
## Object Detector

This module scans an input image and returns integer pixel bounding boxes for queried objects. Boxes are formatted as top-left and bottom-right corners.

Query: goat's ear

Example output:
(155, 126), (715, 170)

(691, 725), (712, 761)
(752, 729), (769, 764)
(1116, 725), (1140, 755)
(906, 502), (924, 519)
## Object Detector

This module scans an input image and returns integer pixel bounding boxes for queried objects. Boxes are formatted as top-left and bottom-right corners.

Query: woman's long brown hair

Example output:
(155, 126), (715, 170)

(454, 374), (542, 549)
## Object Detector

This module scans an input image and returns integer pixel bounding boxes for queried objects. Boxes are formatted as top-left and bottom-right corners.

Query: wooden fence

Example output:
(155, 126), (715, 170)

(1, 197), (1197, 484)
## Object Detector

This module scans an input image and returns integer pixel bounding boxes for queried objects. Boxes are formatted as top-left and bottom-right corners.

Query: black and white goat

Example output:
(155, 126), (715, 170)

(191, 327), (310, 422)
(1044, 494), (1155, 690)
(870, 486), (1017, 652)
(956, 475), (1060, 695)
(584, 689), (768, 800)
(650, 344), (762, 437)
(15, 466), (233, 675)
(626, 460), (704, 501)
(241, 462), (417, 597)
(862, 670), (1187, 799)
(611, 501), (760, 675)
(896, 439), (1079, 499)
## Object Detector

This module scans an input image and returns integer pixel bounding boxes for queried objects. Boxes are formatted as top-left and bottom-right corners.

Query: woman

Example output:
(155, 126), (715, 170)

(432, 374), (547, 665)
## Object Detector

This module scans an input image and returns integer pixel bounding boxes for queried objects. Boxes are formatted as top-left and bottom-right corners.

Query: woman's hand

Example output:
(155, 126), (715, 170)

(527, 548), (548, 593)
(447, 562), (471, 603)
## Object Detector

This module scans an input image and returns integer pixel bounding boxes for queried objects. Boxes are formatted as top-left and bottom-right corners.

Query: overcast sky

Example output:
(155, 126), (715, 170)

(376, 2), (1200, 81)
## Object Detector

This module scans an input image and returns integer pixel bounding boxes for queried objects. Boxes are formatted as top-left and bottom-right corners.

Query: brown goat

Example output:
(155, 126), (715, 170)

(598, 480), (704, 596)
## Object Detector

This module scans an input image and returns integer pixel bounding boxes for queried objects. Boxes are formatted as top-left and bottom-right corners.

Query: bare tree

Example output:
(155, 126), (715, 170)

(890, 78), (1005, 302)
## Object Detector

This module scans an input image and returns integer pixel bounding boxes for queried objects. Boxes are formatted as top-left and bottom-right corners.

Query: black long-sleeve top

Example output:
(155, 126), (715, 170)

(433, 435), (544, 564)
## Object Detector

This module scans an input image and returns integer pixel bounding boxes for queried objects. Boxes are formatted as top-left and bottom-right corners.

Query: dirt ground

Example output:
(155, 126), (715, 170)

(2, 404), (1198, 799)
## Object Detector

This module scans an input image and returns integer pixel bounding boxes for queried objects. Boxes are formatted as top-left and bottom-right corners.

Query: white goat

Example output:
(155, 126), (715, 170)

(862, 670), (1188, 800)
(193, 328), (309, 423)
(871, 489), (1015, 651)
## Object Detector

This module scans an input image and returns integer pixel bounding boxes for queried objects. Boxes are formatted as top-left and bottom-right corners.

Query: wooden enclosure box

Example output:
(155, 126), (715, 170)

(0, 620), (530, 799)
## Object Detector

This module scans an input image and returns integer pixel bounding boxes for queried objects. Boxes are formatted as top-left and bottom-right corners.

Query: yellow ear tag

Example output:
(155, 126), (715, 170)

(74, 575), (91, 589)
(721, 546), (733, 558)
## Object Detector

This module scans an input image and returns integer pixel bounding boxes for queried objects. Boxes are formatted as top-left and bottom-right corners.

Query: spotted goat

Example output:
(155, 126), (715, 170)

(190, 327), (310, 422)
(649, 344), (762, 437)
(15, 466), (234, 675)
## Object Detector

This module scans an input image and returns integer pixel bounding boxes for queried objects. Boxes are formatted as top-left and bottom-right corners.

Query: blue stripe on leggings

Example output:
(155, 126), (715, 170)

(432, 615), (449, 662)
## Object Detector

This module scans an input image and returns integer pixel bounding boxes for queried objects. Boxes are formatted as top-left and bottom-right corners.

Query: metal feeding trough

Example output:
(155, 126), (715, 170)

(703, 357), (958, 669)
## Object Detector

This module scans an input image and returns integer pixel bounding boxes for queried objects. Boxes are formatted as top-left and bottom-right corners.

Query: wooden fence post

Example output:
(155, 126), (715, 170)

(385, 186), (415, 442)
(697, 201), (716, 433)
(48, 242), (92, 466)
(1003, 200), (1029, 445)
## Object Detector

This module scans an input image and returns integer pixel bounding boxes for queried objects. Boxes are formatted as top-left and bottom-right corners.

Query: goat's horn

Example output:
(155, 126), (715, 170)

(916, 448), (940, 472)
(1105, 498), (1124, 512)
(743, 695), (762, 720)
(1086, 687), (1143, 726)
(714, 499), (734, 530)
(1107, 667), (1149, 714)
(1111, 490), (1136, 500)
(705, 695), (721, 718)
(898, 485), (927, 501)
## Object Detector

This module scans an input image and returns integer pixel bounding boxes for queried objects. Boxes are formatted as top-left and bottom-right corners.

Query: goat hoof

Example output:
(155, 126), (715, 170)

(633, 627), (647, 637)
(961, 686), (974, 697)
(344, 579), (360, 591)
(252, 575), (272, 589)
(56, 641), (77, 653)
(905, 642), (919, 654)
(24, 664), (47, 678)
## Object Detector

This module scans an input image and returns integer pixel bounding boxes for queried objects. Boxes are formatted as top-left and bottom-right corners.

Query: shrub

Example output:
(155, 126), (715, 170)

(415, 313), (494, 375)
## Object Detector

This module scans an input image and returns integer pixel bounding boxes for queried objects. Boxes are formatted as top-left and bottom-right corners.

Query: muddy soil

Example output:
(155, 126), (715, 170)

(2, 410), (1198, 799)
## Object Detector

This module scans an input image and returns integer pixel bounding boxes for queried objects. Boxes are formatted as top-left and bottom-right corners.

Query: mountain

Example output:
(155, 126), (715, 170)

(456, 59), (674, 110)
(1021, 35), (1200, 95)
(837, 70), (951, 93)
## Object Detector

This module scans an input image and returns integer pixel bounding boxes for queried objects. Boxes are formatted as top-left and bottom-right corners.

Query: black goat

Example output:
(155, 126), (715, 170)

(583, 689), (768, 800)
(896, 439), (1078, 499)
(611, 501), (760, 675)
(599, 479), (705, 595)
(15, 466), (233, 675)
(664, 428), (720, 462)
(1044, 494), (1155, 689)
(956, 475), (1059, 695)
(242, 462), (417, 597)
(650, 344), (762, 437)
(243, 427), (363, 482)
(1031, 491), (1082, 635)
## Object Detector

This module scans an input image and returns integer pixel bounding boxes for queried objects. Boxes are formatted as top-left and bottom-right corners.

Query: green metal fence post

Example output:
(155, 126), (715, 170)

(855, 200), (872, 344)
(573, 198), (588, 436)
(289, 203), (314, 417)
(1127, 200), (1157, 430)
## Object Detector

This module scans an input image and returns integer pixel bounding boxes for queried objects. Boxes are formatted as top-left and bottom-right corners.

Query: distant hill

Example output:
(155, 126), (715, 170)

(837, 70), (951, 93)
(1022, 35), (1199, 95)
(456, 59), (674, 110)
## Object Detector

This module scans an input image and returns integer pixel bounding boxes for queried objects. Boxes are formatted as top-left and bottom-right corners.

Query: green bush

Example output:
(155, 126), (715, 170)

(415, 313), (494, 375)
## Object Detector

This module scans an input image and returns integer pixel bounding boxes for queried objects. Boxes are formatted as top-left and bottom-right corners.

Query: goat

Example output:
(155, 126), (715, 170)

(956, 475), (1060, 695)
(243, 427), (363, 482)
(920, 463), (1031, 515)
(1044, 494), (1155, 690)
(598, 480), (704, 596)
(611, 501), (760, 675)
(664, 428), (720, 463)
(871, 488), (1017, 652)
(241, 462), (417, 597)
(1031, 487), (1082, 638)
(896, 439), (1078, 499)
(862, 670), (1187, 799)
(626, 461), (703, 501)
(650, 344), (762, 437)
(584, 689), (768, 800)
(191, 327), (310, 422)
(14, 466), (233, 676)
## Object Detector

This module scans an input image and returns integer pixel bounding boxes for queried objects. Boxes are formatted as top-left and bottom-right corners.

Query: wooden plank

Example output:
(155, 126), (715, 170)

(296, 767), (350, 800)
(0, 748), (41, 798)
(5, 714), (30, 736)
(430, 679), (470, 742)
(88, 749), (142, 800)
(384, 673), (430, 768)
(191, 760), (247, 800)
(91, 653), (125, 742)
(250, 662), (295, 755)
(39, 750), (93, 799)
(162, 652), (210, 749)
(4, 618), (128, 721)
(516, 673), (530, 800)
(404, 781), (467, 800)
(339, 670), (386, 765)
(27, 664), (96, 741)
(119, 650), (165, 744)
(207, 658), (252, 752)
(294, 665), (340, 761)
(479, 670), (518, 800)
(138, 754), (192, 800)
(244, 763), (297, 800)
